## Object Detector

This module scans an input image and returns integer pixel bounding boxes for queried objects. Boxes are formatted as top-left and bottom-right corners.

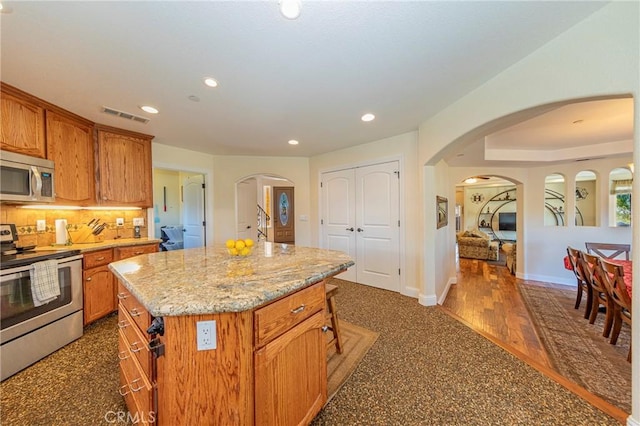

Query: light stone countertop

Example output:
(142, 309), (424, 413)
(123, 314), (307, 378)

(109, 242), (355, 316)
(33, 238), (161, 254)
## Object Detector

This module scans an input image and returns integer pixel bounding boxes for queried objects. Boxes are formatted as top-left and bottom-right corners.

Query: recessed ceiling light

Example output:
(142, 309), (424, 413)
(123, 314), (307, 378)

(204, 78), (218, 88)
(140, 105), (159, 114)
(279, 0), (301, 19)
(288, 140), (299, 145)
(361, 113), (375, 122)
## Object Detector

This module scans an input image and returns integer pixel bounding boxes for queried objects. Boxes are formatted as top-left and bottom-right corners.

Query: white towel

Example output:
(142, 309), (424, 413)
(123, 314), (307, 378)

(30, 260), (60, 307)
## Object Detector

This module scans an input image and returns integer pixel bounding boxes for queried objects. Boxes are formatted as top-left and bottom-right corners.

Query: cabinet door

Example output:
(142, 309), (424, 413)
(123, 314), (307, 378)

(97, 128), (153, 207)
(46, 111), (95, 205)
(83, 265), (116, 325)
(254, 311), (327, 426)
(0, 87), (46, 158)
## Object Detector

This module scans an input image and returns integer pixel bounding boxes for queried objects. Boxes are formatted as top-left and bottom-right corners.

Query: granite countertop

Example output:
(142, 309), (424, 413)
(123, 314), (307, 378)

(33, 238), (161, 254)
(109, 242), (354, 316)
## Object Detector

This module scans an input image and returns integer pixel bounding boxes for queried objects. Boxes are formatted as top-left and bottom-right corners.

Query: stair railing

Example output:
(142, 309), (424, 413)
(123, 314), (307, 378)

(257, 204), (270, 241)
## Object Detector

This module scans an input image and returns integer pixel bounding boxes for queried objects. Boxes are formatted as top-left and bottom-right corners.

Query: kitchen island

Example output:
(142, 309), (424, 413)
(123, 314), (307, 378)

(109, 243), (354, 425)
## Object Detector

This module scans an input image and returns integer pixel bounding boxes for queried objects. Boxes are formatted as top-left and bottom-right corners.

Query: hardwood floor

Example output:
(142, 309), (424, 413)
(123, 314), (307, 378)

(441, 255), (558, 368)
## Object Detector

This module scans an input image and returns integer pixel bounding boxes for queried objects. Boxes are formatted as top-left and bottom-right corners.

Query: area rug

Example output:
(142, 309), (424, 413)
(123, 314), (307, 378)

(326, 320), (379, 402)
(518, 283), (631, 413)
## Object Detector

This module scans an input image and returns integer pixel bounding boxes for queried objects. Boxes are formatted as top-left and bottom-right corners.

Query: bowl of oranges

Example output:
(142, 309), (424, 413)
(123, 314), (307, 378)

(226, 238), (255, 257)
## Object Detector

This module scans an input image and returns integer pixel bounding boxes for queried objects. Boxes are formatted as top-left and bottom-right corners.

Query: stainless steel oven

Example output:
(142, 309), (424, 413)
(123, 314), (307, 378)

(0, 224), (83, 380)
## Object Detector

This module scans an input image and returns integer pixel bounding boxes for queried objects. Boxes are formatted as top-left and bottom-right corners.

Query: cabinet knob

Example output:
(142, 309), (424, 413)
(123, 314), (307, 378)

(117, 320), (129, 329)
(118, 350), (129, 360)
(117, 292), (129, 300)
(86, 277), (92, 282)
(96, 256), (105, 261)
(129, 308), (141, 317)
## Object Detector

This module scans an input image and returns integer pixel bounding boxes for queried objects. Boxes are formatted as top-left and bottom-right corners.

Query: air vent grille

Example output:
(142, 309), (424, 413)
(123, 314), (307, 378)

(101, 106), (150, 124)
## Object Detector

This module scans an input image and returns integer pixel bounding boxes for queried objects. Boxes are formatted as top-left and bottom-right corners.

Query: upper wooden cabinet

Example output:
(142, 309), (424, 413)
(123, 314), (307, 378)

(46, 110), (96, 205)
(96, 125), (153, 207)
(0, 83), (46, 158)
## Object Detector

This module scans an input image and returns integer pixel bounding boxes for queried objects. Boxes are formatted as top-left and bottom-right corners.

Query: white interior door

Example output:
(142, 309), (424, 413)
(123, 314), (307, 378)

(355, 162), (400, 292)
(321, 161), (400, 291)
(183, 175), (205, 248)
(322, 169), (357, 282)
(237, 179), (258, 241)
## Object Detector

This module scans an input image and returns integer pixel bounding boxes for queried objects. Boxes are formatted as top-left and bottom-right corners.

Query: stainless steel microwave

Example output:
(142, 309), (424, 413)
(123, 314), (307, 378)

(0, 150), (55, 203)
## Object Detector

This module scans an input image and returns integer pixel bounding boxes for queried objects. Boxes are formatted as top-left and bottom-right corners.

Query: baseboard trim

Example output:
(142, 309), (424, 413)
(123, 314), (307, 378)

(419, 293), (438, 306)
(627, 415), (640, 426)
(437, 276), (457, 305)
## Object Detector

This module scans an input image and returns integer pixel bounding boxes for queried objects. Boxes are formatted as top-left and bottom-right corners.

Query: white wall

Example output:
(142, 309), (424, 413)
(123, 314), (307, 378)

(309, 131), (420, 296)
(418, 2), (638, 301)
(212, 156), (310, 246)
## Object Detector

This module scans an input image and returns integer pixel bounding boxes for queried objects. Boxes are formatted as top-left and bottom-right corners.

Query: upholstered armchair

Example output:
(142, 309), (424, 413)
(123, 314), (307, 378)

(503, 242), (516, 274)
(456, 229), (499, 261)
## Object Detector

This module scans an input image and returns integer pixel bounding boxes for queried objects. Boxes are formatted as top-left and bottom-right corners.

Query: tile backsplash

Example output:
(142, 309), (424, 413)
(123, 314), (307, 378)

(0, 206), (149, 247)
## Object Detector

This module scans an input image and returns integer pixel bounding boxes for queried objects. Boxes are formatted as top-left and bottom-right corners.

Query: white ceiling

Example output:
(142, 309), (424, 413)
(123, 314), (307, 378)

(2, 0), (626, 164)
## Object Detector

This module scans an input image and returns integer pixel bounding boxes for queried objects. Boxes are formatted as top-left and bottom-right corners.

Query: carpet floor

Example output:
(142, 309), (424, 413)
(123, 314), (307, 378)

(312, 278), (618, 425)
(518, 282), (631, 413)
(1, 279), (621, 425)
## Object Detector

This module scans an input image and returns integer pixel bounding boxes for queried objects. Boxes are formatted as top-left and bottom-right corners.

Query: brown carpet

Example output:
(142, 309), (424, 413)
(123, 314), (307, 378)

(518, 282), (631, 413)
(0, 312), (377, 425)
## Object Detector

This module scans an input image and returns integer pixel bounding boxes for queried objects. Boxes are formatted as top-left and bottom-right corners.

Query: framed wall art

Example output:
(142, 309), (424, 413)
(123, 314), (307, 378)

(437, 196), (448, 229)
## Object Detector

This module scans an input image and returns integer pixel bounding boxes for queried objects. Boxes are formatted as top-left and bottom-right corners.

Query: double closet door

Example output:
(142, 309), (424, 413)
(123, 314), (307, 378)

(321, 161), (400, 292)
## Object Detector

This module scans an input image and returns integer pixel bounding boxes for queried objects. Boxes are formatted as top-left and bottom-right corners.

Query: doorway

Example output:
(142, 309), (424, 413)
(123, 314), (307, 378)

(321, 161), (400, 292)
(152, 168), (206, 249)
(235, 175), (294, 242)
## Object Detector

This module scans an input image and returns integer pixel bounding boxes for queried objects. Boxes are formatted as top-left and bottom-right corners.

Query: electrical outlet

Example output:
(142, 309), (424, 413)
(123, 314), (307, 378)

(116, 218), (124, 227)
(196, 320), (217, 351)
(36, 220), (46, 231)
(133, 217), (145, 226)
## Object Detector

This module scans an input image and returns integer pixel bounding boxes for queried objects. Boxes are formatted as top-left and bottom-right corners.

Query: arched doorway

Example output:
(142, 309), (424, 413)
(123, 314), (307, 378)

(235, 174), (294, 242)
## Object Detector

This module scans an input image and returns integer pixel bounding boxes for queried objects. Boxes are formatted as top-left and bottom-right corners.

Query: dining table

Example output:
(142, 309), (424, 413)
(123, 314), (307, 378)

(564, 255), (632, 298)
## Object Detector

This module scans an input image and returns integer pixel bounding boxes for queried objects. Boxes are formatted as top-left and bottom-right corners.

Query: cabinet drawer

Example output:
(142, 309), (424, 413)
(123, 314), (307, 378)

(83, 248), (113, 269)
(118, 362), (154, 425)
(119, 307), (151, 378)
(117, 283), (151, 332)
(115, 243), (158, 260)
(254, 282), (325, 348)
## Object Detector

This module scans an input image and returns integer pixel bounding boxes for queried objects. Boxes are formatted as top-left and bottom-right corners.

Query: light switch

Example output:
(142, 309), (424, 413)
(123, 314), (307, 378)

(116, 218), (124, 227)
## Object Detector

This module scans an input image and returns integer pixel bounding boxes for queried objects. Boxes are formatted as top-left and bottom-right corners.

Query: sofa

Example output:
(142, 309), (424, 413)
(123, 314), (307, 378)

(456, 229), (499, 261)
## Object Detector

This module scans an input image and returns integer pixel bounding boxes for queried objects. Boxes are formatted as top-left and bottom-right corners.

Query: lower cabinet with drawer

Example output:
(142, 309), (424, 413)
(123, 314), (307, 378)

(116, 280), (328, 425)
(83, 243), (158, 326)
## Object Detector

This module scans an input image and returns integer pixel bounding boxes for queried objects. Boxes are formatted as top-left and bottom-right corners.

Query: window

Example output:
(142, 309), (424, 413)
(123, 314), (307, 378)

(609, 167), (632, 227)
(544, 173), (565, 226)
(575, 170), (596, 226)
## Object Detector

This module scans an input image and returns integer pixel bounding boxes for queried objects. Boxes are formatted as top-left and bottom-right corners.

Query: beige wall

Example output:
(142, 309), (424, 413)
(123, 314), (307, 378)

(212, 155), (310, 246)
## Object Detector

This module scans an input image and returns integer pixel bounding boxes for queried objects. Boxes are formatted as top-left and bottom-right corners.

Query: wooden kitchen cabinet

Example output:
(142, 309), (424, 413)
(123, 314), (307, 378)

(118, 280), (327, 425)
(83, 249), (116, 325)
(45, 110), (96, 205)
(96, 125), (153, 208)
(114, 243), (158, 261)
(0, 83), (46, 158)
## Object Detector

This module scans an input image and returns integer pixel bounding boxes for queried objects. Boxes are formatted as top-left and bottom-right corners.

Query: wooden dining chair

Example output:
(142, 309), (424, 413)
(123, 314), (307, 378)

(567, 246), (592, 319)
(580, 252), (614, 338)
(599, 258), (632, 362)
(585, 242), (631, 260)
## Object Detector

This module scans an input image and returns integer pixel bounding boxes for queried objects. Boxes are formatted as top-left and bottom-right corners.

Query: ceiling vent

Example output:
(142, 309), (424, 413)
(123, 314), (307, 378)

(101, 106), (149, 124)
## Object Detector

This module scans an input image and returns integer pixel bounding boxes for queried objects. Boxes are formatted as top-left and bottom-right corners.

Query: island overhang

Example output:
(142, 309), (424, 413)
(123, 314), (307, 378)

(109, 242), (354, 316)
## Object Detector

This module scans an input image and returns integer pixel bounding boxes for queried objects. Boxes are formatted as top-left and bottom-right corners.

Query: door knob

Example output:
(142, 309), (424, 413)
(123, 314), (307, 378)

(357, 228), (364, 232)
(346, 227), (354, 232)
(246, 225), (251, 229)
